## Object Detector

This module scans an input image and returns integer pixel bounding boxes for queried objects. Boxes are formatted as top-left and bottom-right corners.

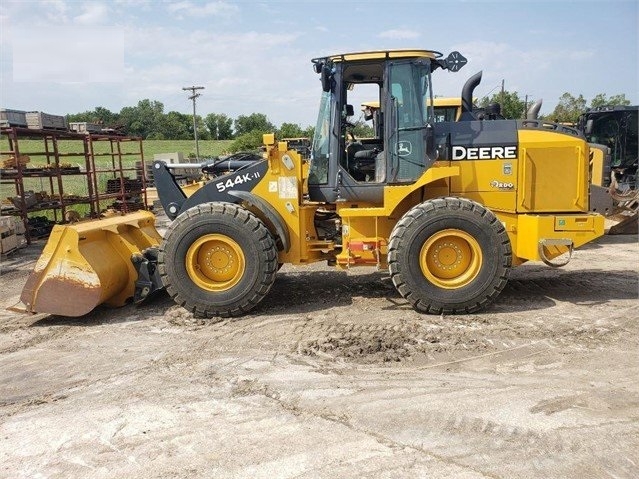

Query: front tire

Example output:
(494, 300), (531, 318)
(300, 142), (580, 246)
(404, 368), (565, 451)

(159, 202), (278, 318)
(388, 197), (511, 314)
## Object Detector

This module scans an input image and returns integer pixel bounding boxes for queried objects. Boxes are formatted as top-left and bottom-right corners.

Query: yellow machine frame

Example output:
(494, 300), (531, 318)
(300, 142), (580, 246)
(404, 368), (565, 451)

(257, 133), (603, 271)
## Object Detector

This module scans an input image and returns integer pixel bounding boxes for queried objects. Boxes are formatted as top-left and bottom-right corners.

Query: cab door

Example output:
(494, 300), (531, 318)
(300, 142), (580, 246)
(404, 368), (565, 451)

(385, 59), (435, 183)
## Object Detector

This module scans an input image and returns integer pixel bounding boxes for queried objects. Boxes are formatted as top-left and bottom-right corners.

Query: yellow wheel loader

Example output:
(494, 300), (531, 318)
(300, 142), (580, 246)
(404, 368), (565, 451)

(151, 49), (604, 317)
(21, 49), (605, 317)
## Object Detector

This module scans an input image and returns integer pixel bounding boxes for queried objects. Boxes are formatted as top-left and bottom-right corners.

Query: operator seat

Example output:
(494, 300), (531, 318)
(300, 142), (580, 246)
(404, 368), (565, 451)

(350, 109), (384, 181)
(350, 148), (379, 182)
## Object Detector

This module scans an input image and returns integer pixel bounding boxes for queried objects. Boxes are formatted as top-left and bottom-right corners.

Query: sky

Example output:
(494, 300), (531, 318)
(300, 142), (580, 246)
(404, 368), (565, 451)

(0, 0), (637, 129)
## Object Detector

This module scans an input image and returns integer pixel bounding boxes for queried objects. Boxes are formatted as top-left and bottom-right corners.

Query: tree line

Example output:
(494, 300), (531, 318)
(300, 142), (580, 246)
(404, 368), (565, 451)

(67, 91), (632, 152)
(67, 101), (317, 153)
(478, 92), (631, 122)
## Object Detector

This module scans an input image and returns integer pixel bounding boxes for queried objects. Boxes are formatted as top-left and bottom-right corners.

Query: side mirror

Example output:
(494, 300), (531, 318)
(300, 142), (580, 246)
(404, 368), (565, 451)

(345, 104), (354, 117)
(585, 119), (594, 135)
(444, 51), (467, 72)
(321, 65), (334, 93)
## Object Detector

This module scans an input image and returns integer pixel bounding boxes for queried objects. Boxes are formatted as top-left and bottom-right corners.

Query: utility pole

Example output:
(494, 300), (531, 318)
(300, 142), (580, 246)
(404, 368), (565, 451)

(182, 86), (205, 161)
(500, 79), (505, 113)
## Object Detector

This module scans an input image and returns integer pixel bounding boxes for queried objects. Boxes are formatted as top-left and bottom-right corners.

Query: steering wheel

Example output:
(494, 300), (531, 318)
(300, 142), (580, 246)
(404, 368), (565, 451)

(344, 120), (357, 141)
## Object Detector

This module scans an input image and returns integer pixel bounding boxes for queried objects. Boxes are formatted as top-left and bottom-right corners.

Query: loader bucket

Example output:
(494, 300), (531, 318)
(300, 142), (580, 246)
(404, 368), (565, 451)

(20, 211), (162, 317)
(606, 211), (638, 235)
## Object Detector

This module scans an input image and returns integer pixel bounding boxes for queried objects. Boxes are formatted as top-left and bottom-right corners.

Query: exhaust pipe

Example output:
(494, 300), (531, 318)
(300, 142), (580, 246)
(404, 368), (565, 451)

(460, 71), (483, 121)
(527, 99), (543, 120)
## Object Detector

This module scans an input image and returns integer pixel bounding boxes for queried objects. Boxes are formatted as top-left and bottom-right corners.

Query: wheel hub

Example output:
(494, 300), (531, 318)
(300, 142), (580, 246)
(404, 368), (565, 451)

(186, 234), (245, 291)
(420, 229), (482, 289)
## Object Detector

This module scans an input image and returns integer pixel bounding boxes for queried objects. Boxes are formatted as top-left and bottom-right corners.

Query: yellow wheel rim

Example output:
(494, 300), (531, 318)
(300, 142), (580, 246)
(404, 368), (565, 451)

(419, 229), (483, 289)
(185, 234), (245, 292)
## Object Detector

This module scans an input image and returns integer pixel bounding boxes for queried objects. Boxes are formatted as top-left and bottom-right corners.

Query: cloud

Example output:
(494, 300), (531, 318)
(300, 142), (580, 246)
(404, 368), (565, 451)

(568, 50), (596, 61)
(378, 29), (421, 40)
(166, 1), (239, 17)
(125, 26), (299, 62)
(116, 24), (311, 124)
(12, 26), (124, 83)
(3, 0), (110, 26)
(73, 3), (109, 25)
(39, 0), (69, 23)
(114, 0), (151, 6)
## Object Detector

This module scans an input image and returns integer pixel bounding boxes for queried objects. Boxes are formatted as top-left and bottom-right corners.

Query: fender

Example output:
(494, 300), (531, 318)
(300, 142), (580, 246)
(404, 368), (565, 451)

(228, 190), (291, 253)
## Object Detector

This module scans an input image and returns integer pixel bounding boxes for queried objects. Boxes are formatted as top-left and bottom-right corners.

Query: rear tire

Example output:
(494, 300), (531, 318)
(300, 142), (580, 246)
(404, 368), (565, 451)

(158, 202), (278, 318)
(388, 197), (511, 314)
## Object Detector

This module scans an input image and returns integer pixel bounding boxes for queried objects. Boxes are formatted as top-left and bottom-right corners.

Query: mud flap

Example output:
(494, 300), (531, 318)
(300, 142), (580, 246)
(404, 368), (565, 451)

(20, 211), (162, 317)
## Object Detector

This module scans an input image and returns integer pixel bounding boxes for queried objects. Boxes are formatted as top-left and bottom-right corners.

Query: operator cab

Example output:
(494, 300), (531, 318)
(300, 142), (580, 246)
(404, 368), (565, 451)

(308, 49), (466, 204)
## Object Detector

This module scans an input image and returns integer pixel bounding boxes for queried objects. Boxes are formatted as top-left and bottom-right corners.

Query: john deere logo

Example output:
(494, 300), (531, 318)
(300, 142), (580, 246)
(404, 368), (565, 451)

(452, 145), (517, 160)
(397, 141), (412, 156)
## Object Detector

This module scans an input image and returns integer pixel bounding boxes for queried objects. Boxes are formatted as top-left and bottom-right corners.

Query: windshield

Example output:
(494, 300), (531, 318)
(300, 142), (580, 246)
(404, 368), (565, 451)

(433, 106), (459, 122)
(309, 90), (333, 185)
(585, 111), (638, 168)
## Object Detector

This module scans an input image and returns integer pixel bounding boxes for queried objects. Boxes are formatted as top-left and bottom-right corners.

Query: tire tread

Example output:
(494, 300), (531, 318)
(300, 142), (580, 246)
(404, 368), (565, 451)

(158, 202), (277, 319)
(388, 197), (511, 315)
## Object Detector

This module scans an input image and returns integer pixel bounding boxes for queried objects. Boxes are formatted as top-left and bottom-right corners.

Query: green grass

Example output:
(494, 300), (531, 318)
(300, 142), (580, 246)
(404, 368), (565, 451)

(1, 138), (233, 220)
(2, 138), (233, 168)
(142, 140), (233, 160)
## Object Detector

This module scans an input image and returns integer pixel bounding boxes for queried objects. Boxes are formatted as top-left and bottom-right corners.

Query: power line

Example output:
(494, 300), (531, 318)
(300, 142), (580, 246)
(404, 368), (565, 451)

(182, 85), (205, 160)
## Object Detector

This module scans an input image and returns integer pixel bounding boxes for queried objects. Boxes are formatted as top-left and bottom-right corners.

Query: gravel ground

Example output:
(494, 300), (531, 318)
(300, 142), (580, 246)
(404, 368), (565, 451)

(0, 229), (637, 478)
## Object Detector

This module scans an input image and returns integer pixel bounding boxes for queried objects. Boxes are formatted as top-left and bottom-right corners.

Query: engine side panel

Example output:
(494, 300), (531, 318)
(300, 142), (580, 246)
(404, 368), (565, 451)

(516, 129), (589, 213)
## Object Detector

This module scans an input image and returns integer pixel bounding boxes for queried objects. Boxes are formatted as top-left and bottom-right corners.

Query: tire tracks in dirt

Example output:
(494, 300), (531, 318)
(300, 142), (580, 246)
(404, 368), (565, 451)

(0, 323), (73, 355)
(227, 374), (502, 479)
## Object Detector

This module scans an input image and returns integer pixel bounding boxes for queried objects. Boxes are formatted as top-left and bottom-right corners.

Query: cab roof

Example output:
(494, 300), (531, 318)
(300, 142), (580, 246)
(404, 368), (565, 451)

(314, 49), (442, 64)
(361, 97), (462, 110)
(430, 97), (463, 107)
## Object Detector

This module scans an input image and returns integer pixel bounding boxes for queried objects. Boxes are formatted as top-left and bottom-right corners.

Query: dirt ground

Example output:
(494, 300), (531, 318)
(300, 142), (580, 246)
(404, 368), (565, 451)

(0, 223), (637, 478)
